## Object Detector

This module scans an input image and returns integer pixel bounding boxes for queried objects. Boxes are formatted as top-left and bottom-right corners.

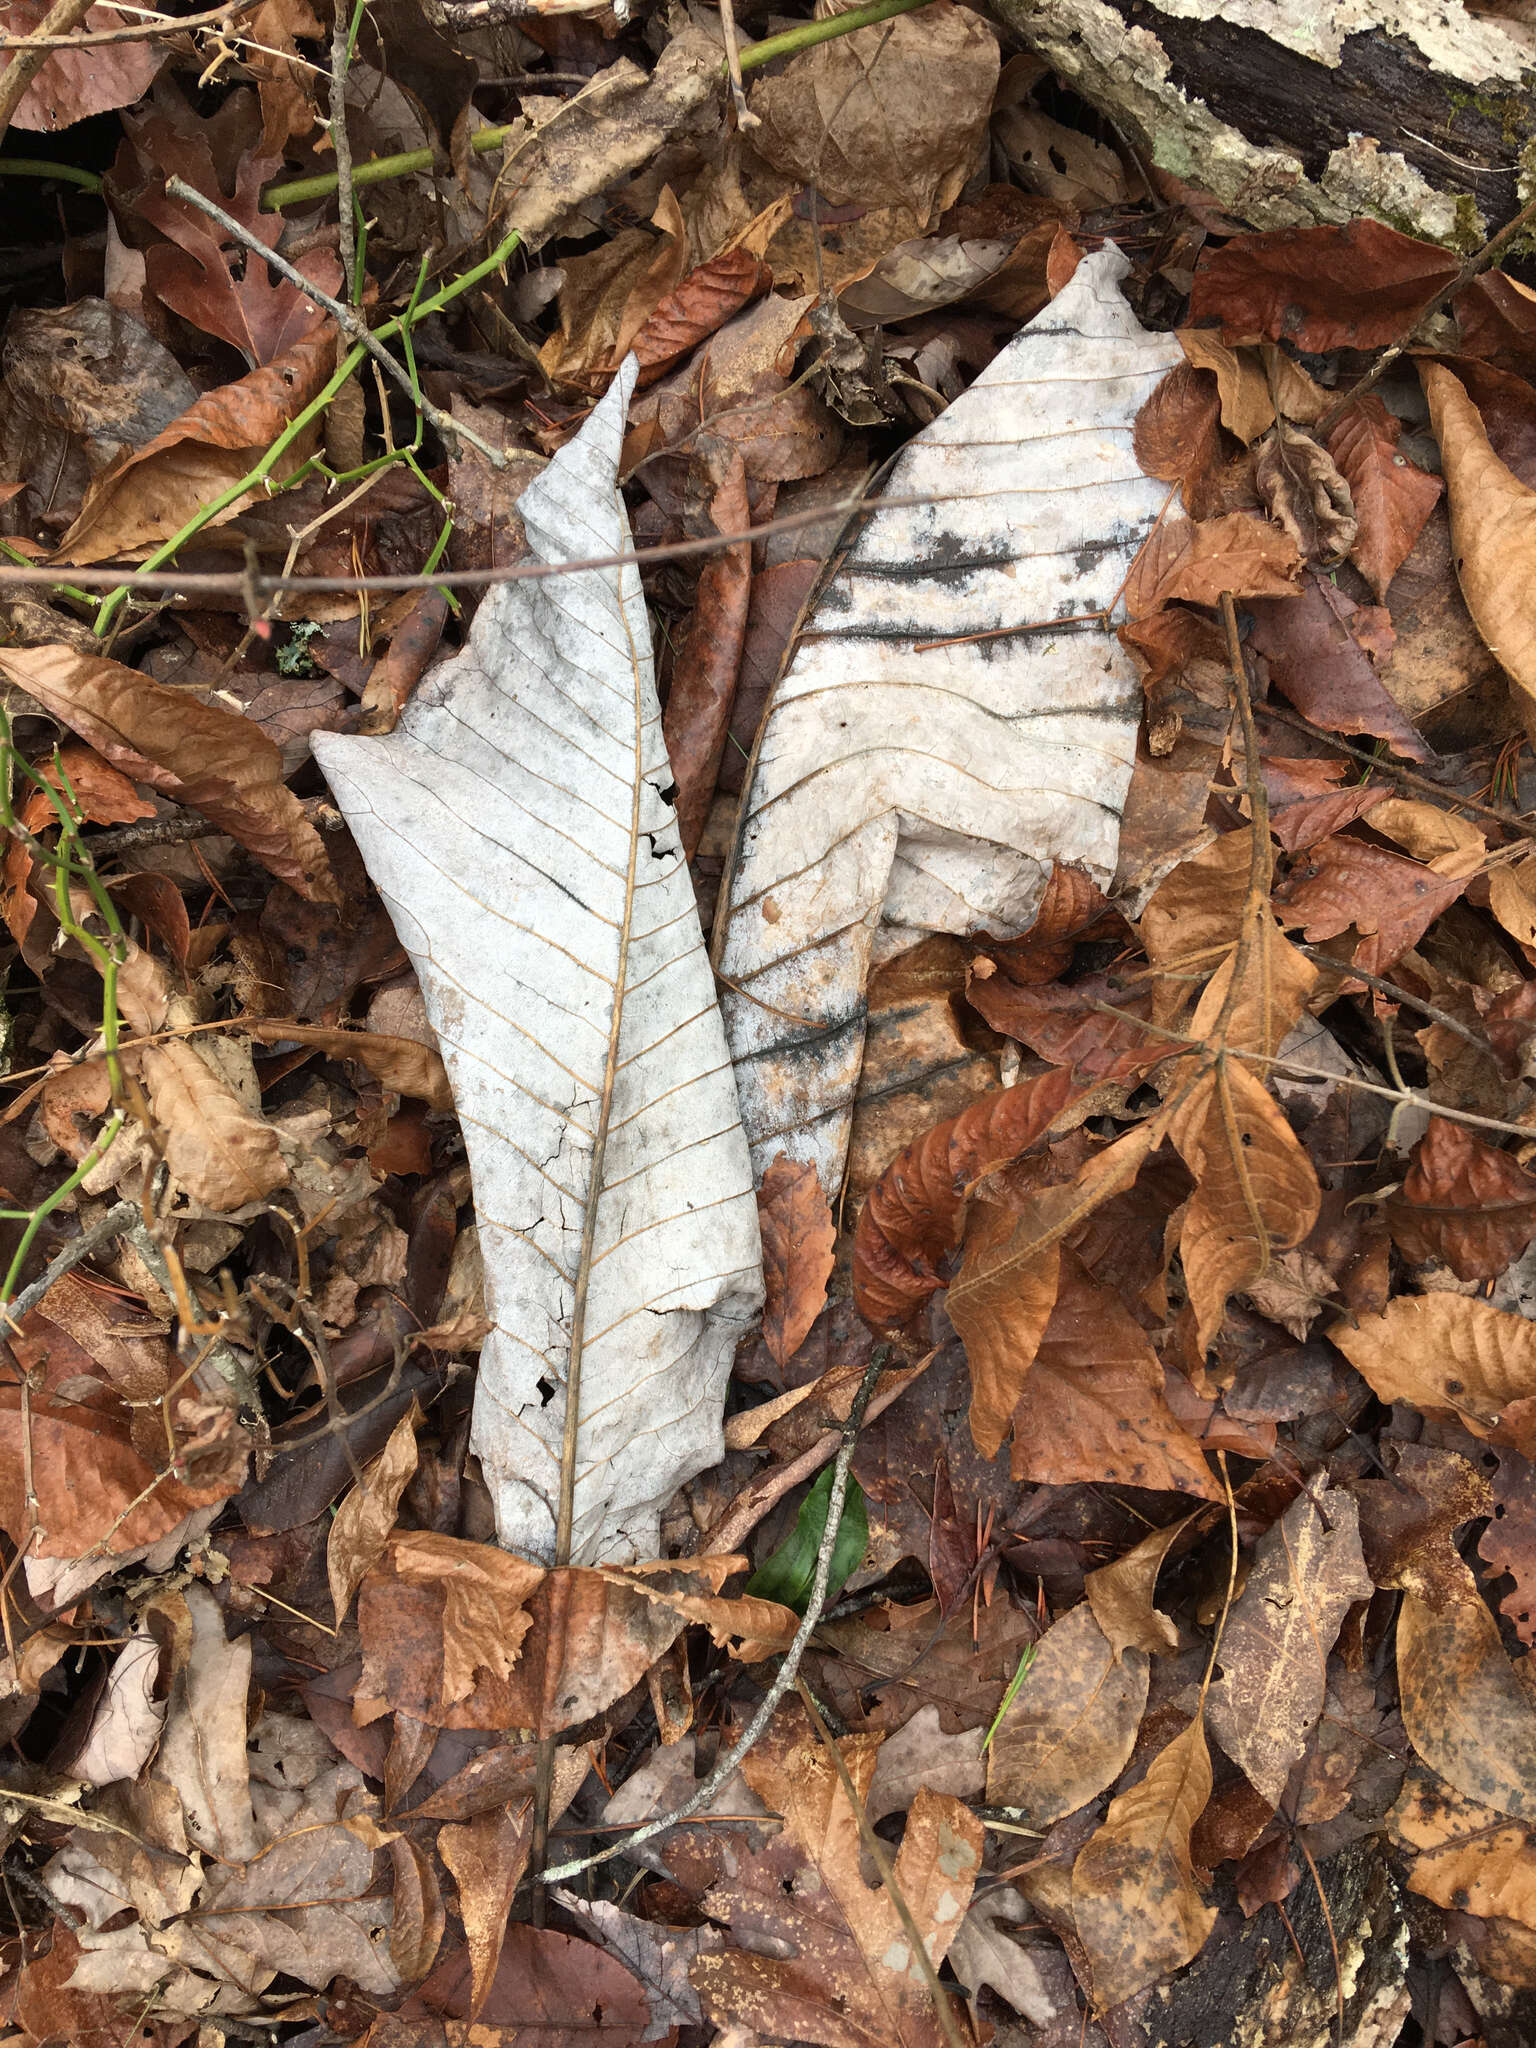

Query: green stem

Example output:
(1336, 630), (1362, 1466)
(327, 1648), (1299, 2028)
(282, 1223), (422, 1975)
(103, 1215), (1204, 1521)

(0, 155), (102, 194)
(92, 225), (522, 637)
(263, 0), (935, 211)
(0, 1113), (126, 1307)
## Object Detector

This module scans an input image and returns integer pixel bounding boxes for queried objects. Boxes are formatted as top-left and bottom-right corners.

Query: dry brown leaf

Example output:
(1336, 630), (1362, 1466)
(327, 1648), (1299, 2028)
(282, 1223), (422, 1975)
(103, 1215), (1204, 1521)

(328, 1402), (421, 1625)
(757, 1154), (836, 1367)
(1133, 362), (1223, 517)
(1398, 1579), (1536, 1823)
(1177, 330), (1328, 442)
(243, 1020), (451, 1108)
(948, 1121), (1161, 1458)
(692, 1702), (983, 2048)
(1085, 1514), (1191, 1659)
(660, 446), (751, 860)
(1246, 571), (1428, 760)
(1277, 831), (1464, 978)
(1205, 1482), (1372, 1804)
(439, 1802), (534, 2022)
(1190, 221), (1459, 350)
(388, 1835), (446, 1986)
(1124, 511), (1303, 616)
(140, 1039), (289, 1211)
(540, 188), (690, 392)
(1008, 1252), (1220, 1497)
(1169, 1059), (1320, 1354)
(1071, 1717), (1217, 2006)
(1421, 357), (1536, 742)
(633, 247), (774, 386)
(1331, 1293), (1536, 1455)
(748, 1), (999, 222)
(0, 643), (338, 902)
(1384, 1116), (1536, 1281)
(1253, 421), (1357, 565)
(54, 324), (334, 563)
(356, 1530), (544, 1727)
(1327, 396), (1444, 601)
(984, 1599), (1148, 1825)
(1390, 1771), (1536, 1930)
(852, 1066), (1076, 1329)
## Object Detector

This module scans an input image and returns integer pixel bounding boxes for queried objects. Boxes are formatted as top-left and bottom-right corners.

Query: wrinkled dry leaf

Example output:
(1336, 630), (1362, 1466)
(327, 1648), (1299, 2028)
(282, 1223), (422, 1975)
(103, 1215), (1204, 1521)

(0, 642), (338, 902)
(317, 361), (762, 1566)
(328, 1402), (421, 1624)
(1254, 421), (1357, 565)
(1384, 1116), (1536, 1281)
(140, 1039), (289, 1211)
(1124, 509), (1303, 614)
(1328, 396), (1443, 601)
(1332, 1292), (1536, 1455)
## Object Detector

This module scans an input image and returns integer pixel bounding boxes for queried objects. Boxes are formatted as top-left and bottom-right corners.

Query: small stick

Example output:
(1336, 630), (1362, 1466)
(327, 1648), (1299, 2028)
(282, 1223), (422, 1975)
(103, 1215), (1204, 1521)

(1316, 189), (1536, 435)
(717, 0), (759, 130)
(163, 174), (511, 469)
(538, 1350), (886, 1888)
(0, 1198), (138, 1328)
(1259, 700), (1536, 845)
(1294, 944), (1493, 1054)
(328, 0), (358, 305)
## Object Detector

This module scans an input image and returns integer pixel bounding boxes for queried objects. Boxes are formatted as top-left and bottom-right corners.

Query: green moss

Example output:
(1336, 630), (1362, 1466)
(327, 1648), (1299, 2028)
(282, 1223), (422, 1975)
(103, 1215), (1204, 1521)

(1452, 191), (1485, 253)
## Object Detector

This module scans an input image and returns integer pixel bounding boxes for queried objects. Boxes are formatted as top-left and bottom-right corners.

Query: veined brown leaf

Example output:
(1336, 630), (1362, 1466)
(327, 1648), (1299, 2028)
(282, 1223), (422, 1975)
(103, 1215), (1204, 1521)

(1123, 510), (1302, 616)
(1327, 395), (1443, 601)
(1189, 221), (1458, 351)
(316, 360), (763, 1566)
(1071, 1717), (1217, 2006)
(851, 1066), (1076, 1329)
(1384, 1116), (1536, 1281)
(1331, 1293), (1536, 1456)
(986, 1600), (1148, 1824)
(758, 1155), (836, 1367)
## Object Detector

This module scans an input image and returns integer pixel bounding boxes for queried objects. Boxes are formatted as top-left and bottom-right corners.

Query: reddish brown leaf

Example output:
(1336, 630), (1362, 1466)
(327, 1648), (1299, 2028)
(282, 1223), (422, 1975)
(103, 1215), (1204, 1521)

(1133, 362), (1223, 516)
(965, 968), (1166, 1087)
(1385, 1116), (1536, 1281)
(661, 449), (752, 858)
(55, 324), (335, 563)
(757, 1154), (836, 1367)
(1482, 1448), (1536, 1646)
(851, 1066), (1077, 1328)
(1247, 570), (1428, 759)
(42, 741), (155, 826)
(408, 1923), (654, 2041)
(1457, 269), (1536, 379)
(2, 0), (162, 131)
(1327, 396), (1444, 601)
(1007, 1252), (1219, 1497)
(1124, 510), (1302, 616)
(439, 1802), (535, 2021)
(123, 113), (339, 365)
(1189, 221), (1459, 351)
(358, 591), (452, 734)
(634, 248), (774, 385)
(1276, 832), (1466, 977)
(0, 642), (339, 903)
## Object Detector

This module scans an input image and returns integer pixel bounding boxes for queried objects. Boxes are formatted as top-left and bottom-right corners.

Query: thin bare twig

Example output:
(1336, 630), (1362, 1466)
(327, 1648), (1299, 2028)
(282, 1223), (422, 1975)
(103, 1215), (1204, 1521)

(329, 0), (358, 305)
(538, 1350), (886, 1888)
(163, 175), (510, 467)
(0, 1199), (138, 1328)
(0, 0), (258, 48)
(1294, 944), (1493, 1054)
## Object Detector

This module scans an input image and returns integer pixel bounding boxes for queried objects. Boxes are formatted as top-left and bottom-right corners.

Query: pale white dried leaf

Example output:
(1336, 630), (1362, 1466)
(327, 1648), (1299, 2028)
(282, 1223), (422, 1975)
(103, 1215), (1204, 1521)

(715, 251), (1181, 1187)
(69, 1630), (164, 1788)
(315, 362), (762, 1565)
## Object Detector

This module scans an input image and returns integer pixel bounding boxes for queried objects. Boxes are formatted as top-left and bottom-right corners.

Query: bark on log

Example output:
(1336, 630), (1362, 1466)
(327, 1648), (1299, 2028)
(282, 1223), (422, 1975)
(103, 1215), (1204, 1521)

(988, 0), (1535, 245)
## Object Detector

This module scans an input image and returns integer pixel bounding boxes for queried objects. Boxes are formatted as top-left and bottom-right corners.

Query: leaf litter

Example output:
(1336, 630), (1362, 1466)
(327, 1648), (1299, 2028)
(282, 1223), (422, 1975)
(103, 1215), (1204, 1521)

(5, 10), (1536, 2048)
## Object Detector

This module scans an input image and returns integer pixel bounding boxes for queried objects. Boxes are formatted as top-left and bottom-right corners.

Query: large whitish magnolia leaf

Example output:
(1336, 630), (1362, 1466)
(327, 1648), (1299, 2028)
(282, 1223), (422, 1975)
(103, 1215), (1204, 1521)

(314, 362), (762, 1566)
(714, 248), (1181, 1187)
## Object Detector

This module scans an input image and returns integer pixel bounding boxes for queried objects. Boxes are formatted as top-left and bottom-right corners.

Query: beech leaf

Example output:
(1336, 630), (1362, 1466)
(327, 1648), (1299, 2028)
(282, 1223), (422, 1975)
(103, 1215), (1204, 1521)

(1327, 396), (1443, 601)
(1331, 1293), (1536, 1457)
(316, 359), (763, 1565)
(715, 251), (1180, 1192)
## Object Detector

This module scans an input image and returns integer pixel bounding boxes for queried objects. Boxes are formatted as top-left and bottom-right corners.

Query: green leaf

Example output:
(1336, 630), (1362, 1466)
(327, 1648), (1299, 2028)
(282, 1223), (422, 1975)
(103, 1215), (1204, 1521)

(746, 1465), (868, 1613)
